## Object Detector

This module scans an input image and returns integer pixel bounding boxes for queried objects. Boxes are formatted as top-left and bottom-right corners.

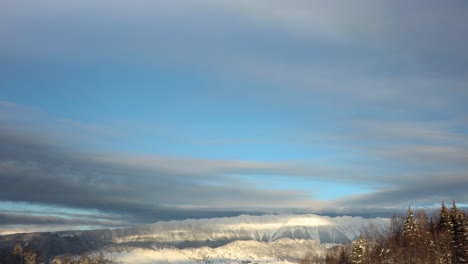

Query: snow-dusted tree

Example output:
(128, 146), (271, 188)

(52, 256), (62, 264)
(403, 207), (420, 245)
(436, 201), (453, 264)
(23, 249), (36, 264)
(12, 243), (23, 257)
(10, 242), (24, 264)
(350, 235), (366, 264)
(402, 207), (422, 262)
(451, 201), (468, 263)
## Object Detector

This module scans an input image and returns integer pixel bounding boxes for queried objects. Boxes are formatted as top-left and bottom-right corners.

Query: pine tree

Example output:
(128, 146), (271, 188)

(11, 242), (24, 264)
(451, 200), (468, 263)
(402, 207), (422, 262)
(437, 201), (453, 263)
(12, 242), (23, 257)
(450, 200), (458, 222)
(52, 256), (62, 264)
(350, 235), (366, 264)
(23, 249), (36, 264)
(403, 207), (420, 245)
(439, 201), (452, 233)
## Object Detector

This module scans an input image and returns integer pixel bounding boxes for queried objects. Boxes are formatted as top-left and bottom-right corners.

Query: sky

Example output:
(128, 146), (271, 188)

(1, 0), (467, 234)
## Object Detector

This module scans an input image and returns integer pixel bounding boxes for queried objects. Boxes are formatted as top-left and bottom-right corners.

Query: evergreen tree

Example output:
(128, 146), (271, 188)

(451, 200), (468, 263)
(52, 256), (62, 264)
(11, 242), (24, 264)
(403, 207), (420, 245)
(402, 207), (422, 262)
(450, 200), (458, 223)
(23, 249), (36, 264)
(438, 201), (452, 233)
(350, 235), (366, 264)
(12, 242), (23, 257)
(436, 201), (453, 263)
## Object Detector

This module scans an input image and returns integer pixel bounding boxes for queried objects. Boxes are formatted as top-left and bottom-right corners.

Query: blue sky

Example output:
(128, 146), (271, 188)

(1, 0), (467, 234)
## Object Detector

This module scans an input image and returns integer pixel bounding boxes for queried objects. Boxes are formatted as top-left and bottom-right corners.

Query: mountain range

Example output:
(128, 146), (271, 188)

(0, 213), (389, 263)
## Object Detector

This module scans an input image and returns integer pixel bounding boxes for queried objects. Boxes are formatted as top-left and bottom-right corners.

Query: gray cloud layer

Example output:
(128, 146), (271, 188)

(0, 123), (320, 223)
(1, 102), (467, 231)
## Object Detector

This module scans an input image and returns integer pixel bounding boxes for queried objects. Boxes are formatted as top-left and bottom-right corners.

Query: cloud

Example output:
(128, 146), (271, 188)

(0, 212), (125, 227)
(3, 0), (467, 108)
(346, 119), (468, 170)
(351, 120), (468, 144)
(330, 173), (468, 213)
(1, 100), (467, 229)
(0, 123), (326, 224)
(370, 145), (468, 167)
(1, 0), (468, 232)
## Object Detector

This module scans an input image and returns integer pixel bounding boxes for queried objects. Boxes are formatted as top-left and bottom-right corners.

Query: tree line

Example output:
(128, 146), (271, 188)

(302, 201), (468, 264)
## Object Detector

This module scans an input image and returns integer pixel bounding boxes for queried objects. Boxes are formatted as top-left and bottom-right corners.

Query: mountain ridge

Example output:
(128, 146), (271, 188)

(0, 213), (389, 260)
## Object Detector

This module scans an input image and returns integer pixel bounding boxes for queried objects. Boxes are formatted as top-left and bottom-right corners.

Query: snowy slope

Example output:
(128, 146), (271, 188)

(104, 238), (329, 264)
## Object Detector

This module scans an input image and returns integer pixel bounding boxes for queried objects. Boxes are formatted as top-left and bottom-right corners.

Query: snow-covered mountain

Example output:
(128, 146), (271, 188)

(0, 213), (389, 262)
(111, 213), (389, 246)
